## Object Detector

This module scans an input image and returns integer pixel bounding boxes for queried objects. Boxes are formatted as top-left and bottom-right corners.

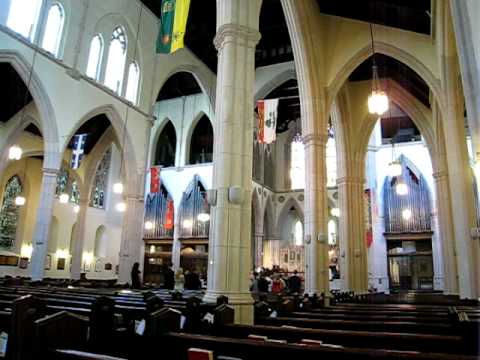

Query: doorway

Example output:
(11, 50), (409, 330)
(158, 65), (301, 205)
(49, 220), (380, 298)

(387, 239), (433, 291)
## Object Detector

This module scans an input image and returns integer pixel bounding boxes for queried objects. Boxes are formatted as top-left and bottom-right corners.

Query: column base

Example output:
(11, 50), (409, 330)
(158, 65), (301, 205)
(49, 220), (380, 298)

(203, 291), (254, 325)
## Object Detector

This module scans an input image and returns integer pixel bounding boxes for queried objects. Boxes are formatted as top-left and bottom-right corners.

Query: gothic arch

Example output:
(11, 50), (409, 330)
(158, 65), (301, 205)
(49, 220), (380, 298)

(151, 117), (178, 167)
(186, 112), (214, 165)
(0, 51), (60, 169)
(326, 42), (445, 116)
(65, 105), (138, 193)
(276, 196), (304, 230)
(255, 66), (297, 101)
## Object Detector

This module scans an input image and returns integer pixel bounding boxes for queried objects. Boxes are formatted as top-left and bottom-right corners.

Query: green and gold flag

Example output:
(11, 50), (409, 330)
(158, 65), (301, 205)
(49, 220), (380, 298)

(156, 0), (191, 54)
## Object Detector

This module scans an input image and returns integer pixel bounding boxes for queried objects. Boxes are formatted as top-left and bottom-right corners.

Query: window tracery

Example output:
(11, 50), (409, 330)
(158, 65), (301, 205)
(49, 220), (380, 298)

(89, 148), (112, 209)
(0, 176), (23, 248)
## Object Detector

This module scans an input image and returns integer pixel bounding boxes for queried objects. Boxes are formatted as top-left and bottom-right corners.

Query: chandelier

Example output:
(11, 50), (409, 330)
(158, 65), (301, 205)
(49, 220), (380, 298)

(367, 23), (389, 116)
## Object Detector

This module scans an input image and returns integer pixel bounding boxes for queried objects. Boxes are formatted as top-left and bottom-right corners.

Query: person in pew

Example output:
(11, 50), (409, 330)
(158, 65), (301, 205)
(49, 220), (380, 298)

(162, 264), (175, 290)
(174, 268), (185, 292)
(288, 270), (302, 294)
(257, 274), (270, 293)
(250, 272), (260, 293)
(131, 262), (141, 289)
(271, 274), (286, 294)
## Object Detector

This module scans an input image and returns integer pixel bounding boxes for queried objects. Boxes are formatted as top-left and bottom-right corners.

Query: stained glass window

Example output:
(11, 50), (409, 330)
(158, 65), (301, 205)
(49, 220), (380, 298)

(70, 181), (80, 204)
(0, 176), (22, 248)
(294, 220), (303, 246)
(89, 148), (112, 209)
(55, 168), (69, 196)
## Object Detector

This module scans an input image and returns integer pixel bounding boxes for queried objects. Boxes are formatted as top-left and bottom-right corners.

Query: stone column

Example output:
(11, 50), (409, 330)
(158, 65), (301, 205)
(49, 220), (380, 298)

(432, 169), (458, 294)
(171, 212), (181, 270)
(30, 168), (59, 281)
(204, 0), (262, 324)
(118, 194), (145, 284)
(303, 134), (329, 296)
(337, 172), (368, 292)
(436, 96), (479, 298)
(254, 232), (264, 269)
(70, 196), (89, 280)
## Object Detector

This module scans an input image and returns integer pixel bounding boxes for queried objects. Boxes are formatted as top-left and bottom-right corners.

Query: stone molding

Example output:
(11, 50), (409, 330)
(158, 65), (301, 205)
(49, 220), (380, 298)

(42, 167), (60, 176)
(432, 171), (448, 180)
(336, 176), (365, 186)
(302, 133), (328, 147)
(214, 24), (261, 51)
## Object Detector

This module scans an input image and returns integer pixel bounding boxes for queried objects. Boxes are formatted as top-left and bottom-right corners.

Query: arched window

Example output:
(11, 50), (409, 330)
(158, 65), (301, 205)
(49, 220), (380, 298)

(155, 121), (176, 167)
(41, 3), (64, 56)
(290, 133), (305, 190)
(125, 62), (140, 103)
(189, 115), (213, 164)
(326, 136), (337, 187)
(0, 176), (23, 248)
(7, 0), (43, 40)
(328, 219), (337, 245)
(294, 220), (303, 246)
(89, 148), (112, 209)
(104, 27), (127, 93)
(94, 225), (107, 258)
(86, 35), (103, 80)
(55, 168), (69, 196)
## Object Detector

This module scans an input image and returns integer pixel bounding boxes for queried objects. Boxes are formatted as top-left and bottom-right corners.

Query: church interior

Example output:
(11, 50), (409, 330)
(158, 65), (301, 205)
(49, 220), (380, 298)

(0, 0), (479, 358)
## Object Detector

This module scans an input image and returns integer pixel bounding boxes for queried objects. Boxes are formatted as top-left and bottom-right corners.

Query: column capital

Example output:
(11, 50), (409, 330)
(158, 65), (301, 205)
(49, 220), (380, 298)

(302, 134), (328, 147)
(433, 171), (448, 180)
(214, 24), (261, 51)
(125, 193), (144, 202)
(336, 176), (364, 186)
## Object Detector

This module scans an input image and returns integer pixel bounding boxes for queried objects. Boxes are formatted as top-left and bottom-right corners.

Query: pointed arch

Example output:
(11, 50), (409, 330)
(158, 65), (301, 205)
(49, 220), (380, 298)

(65, 105), (138, 193)
(94, 225), (107, 258)
(153, 119), (177, 167)
(187, 113), (214, 165)
(0, 51), (59, 169)
(276, 196), (304, 230)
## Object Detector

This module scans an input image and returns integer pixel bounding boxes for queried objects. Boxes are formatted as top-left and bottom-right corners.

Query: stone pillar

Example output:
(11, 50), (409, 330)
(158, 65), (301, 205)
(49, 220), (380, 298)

(432, 170), (458, 294)
(337, 172), (368, 292)
(70, 196), (89, 280)
(118, 194), (145, 284)
(436, 96), (479, 298)
(204, 0), (262, 324)
(254, 232), (264, 269)
(30, 168), (59, 281)
(171, 212), (181, 270)
(303, 134), (329, 296)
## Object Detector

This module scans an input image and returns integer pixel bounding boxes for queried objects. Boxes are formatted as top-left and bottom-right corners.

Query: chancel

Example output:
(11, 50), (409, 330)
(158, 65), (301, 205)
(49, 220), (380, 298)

(0, 0), (479, 359)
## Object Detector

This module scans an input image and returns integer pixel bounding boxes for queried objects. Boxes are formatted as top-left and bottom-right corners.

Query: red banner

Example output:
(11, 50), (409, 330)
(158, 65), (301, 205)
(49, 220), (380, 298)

(365, 189), (373, 248)
(150, 167), (161, 193)
(164, 199), (174, 230)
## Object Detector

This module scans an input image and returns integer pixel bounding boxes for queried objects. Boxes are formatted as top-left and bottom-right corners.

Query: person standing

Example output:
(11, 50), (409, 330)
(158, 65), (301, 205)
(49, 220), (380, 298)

(288, 270), (302, 294)
(131, 262), (141, 289)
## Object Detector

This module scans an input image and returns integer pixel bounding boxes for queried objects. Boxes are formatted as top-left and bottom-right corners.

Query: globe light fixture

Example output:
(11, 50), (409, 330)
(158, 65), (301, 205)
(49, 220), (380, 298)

(15, 196), (26, 206)
(59, 193), (69, 204)
(8, 145), (22, 160)
(144, 221), (154, 230)
(395, 181), (408, 196)
(367, 23), (389, 116)
(20, 243), (33, 259)
(402, 208), (412, 221)
(116, 202), (127, 212)
(197, 213), (210, 222)
(73, 205), (80, 213)
(331, 208), (340, 217)
(368, 88), (389, 116)
(113, 182), (124, 194)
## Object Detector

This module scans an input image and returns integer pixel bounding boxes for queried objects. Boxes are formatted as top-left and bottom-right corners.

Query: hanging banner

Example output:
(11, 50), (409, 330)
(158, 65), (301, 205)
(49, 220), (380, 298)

(150, 167), (161, 193)
(257, 99), (279, 144)
(70, 134), (88, 169)
(156, 0), (192, 54)
(365, 189), (373, 248)
(164, 199), (174, 230)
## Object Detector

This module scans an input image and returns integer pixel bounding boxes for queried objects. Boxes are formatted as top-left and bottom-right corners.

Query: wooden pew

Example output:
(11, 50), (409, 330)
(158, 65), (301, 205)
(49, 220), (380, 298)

(159, 332), (479, 360)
